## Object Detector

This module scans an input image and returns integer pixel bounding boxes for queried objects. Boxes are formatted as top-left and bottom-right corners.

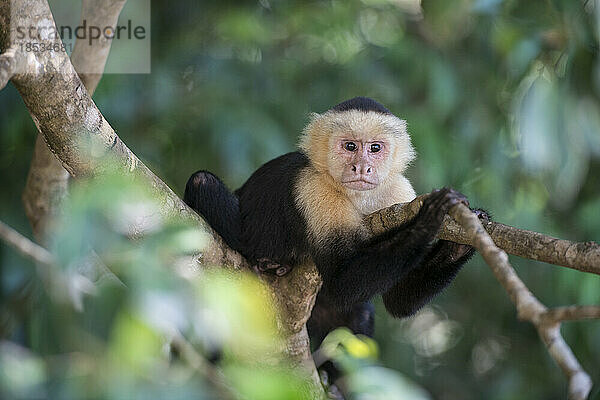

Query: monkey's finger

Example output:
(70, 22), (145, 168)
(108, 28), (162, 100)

(275, 265), (293, 276)
(472, 208), (490, 221)
(447, 188), (469, 207)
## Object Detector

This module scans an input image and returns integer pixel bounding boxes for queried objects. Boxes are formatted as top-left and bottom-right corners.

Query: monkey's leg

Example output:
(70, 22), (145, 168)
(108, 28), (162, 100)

(308, 295), (375, 349)
(382, 209), (490, 317)
(319, 188), (467, 311)
(308, 295), (374, 389)
(184, 171), (242, 251)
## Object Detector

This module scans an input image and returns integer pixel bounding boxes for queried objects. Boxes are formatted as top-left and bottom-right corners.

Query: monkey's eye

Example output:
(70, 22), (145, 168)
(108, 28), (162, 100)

(344, 142), (357, 152)
(370, 143), (381, 153)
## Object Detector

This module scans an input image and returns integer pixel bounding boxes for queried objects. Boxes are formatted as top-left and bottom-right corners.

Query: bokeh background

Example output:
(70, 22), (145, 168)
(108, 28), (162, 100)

(1, 0), (600, 399)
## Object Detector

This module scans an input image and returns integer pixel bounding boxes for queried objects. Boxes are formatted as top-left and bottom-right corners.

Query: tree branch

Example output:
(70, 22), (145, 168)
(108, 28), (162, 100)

(70, 0), (128, 92)
(3, 1), (598, 398)
(170, 330), (237, 400)
(541, 306), (600, 323)
(448, 202), (593, 400)
(0, 220), (54, 266)
(0, 0), (324, 396)
(21, 0), (127, 244)
(0, 45), (25, 89)
(366, 195), (600, 275)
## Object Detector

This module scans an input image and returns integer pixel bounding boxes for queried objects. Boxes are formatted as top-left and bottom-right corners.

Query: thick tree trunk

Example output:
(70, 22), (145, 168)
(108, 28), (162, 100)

(22, 0), (127, 244)
(0, 0), (325, 396)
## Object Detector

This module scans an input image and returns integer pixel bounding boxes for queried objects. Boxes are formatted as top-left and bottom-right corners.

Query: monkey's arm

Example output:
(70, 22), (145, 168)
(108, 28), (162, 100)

(382, 209), (489, 317)
(381, 240), (474, 317)
(318, 189), (465, 311)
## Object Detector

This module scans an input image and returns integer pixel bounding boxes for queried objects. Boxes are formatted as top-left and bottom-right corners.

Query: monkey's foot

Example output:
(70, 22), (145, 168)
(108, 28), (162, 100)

(253, 258), (293, 276)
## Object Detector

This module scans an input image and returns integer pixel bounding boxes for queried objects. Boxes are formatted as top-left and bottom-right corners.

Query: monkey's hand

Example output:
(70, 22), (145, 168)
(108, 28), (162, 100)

(415, 188), (469, 231)
(253, 258), (293, 277)
(439, 208), (491, 261)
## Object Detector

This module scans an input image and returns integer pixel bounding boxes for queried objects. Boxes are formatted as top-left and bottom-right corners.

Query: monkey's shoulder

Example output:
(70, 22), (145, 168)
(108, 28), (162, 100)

(236, 152), (311, 264)
(236, 152), (309, 200)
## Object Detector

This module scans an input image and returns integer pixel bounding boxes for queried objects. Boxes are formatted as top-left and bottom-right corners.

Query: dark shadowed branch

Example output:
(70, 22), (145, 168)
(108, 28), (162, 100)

(170, 330), (237, 400)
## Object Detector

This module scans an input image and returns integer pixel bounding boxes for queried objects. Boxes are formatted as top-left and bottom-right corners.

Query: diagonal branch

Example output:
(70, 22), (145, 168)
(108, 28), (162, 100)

(0, 1), (324, 395)
(170, 330), (237, 400)
(21, 0), (127, 244)
(0, 220), (54, 266)
(448, 202), (593, 400)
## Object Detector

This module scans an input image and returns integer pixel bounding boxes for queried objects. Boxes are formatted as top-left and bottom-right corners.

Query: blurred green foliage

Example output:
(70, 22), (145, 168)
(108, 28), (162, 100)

(1, 168), (419, 399)
(1, 0), (600, 399)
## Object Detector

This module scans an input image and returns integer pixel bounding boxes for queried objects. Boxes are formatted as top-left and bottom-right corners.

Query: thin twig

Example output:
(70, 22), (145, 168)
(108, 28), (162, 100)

(0, 220), (54, 266)
(170, 330), (237, 400)
(449, 203), (593, 400)
(541, 306), (600, 324)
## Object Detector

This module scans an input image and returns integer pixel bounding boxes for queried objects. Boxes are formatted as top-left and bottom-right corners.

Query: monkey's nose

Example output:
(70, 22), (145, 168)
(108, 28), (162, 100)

(352, 164), (372, 175)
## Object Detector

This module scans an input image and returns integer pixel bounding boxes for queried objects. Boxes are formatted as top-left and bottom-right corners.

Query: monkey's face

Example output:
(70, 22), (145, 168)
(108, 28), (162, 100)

(335, 138), (388, 191)
(299, 109), (415, 192)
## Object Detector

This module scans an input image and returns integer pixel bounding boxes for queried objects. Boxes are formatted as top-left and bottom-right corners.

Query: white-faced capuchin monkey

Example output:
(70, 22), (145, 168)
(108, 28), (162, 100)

(184, 97), (488, 384)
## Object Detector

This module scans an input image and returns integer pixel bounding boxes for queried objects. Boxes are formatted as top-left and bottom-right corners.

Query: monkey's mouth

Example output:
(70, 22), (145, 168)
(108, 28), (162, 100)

(342, 179), (378, 191)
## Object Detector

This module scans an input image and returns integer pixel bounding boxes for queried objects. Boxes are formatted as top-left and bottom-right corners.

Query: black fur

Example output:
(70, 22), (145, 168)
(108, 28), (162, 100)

(382, 239), (475, 317)
(184, 171), (242, 251)
(308, 298), (374, 383)
(303, 189), (467, 311)
(330, 96), (392, 115)
(184, 129), (482, 389)
(235, 153), (311, 268)
(185, 153), (477, 332)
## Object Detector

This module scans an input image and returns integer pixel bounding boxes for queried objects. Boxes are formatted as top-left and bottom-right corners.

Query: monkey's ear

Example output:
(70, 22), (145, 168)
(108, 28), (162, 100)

(298, 112), (332, 173)
(305, 112), (323, 128)
(298, 112), (325, 151)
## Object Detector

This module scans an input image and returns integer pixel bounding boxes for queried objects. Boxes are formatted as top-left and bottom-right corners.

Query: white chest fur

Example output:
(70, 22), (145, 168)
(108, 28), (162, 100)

(294, 167), (416, 244)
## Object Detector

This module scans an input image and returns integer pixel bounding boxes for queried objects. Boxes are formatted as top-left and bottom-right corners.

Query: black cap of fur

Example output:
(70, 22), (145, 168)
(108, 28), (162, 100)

(330, 97), (392, 115)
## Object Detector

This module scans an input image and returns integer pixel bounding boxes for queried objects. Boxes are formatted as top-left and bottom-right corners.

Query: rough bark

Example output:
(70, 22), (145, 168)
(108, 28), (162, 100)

(0, 45), (25, 89)
(0, 0), (325, 396)
(21, 0), (127, 245)
(367, 194), (600, 275)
